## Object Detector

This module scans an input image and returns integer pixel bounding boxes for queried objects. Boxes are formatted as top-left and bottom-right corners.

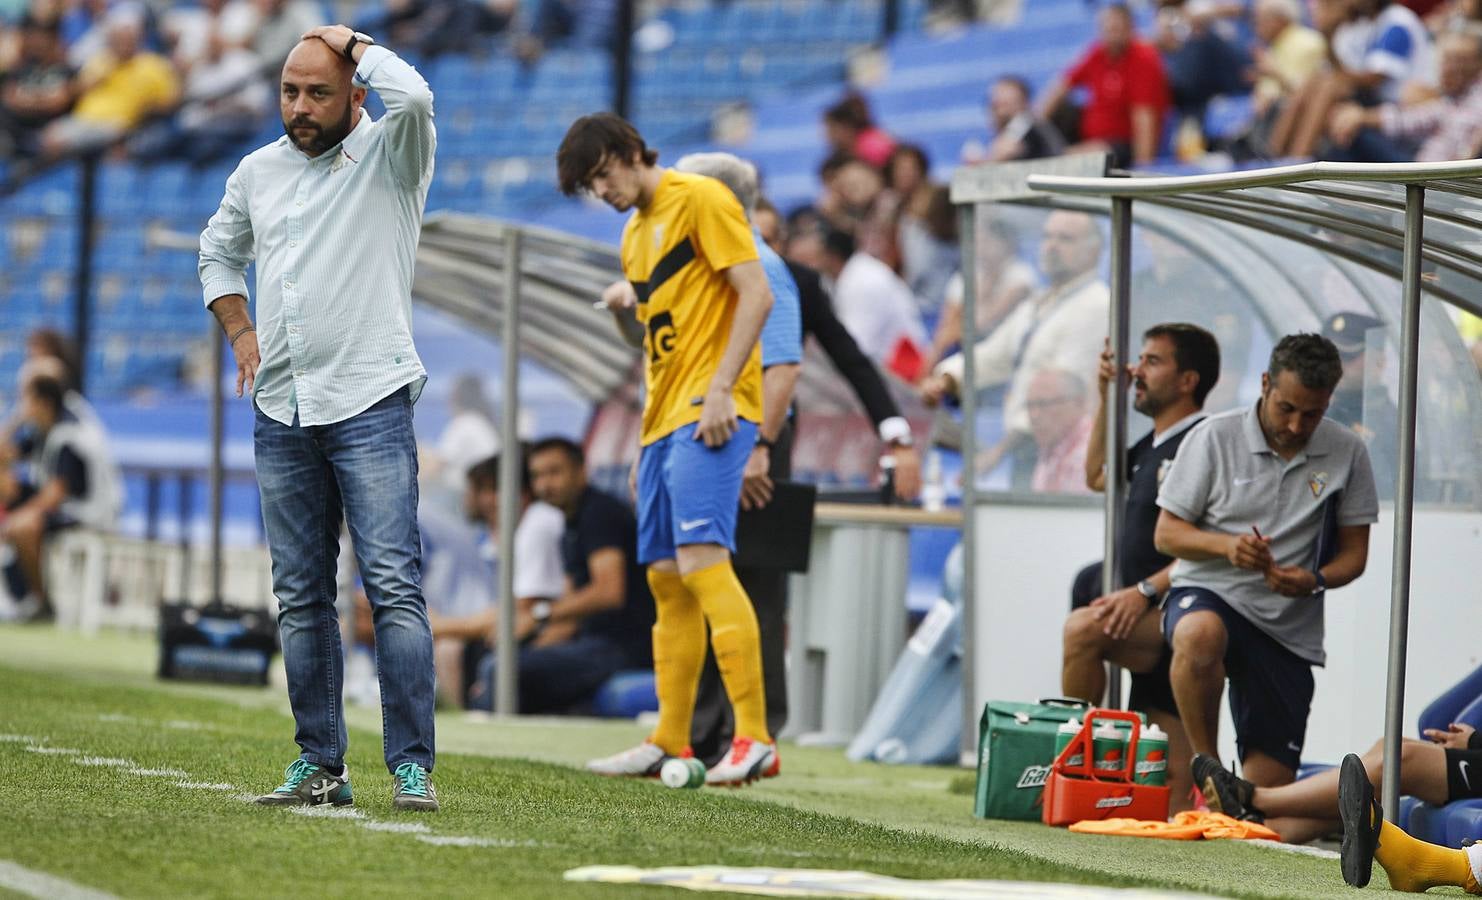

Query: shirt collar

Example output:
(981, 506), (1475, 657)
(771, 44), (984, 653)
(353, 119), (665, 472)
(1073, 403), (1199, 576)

(1242, 400), (1333, 458)
(1151, 411), (1203, 448)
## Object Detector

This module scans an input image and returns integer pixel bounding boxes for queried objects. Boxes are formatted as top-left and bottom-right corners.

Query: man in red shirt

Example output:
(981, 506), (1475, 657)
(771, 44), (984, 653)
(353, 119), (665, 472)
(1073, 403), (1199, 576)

(1039, 3), (1170, 166)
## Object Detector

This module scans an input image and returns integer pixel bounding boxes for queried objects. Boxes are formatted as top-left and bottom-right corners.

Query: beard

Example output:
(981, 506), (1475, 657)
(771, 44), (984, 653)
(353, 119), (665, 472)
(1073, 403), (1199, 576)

(1132, 380), (1166, 417)
(283, 100), (354, 155)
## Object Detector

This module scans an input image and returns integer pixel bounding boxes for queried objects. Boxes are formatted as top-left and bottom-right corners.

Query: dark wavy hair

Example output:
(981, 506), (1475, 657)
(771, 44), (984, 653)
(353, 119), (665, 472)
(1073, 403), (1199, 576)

(1267, 333), (1343, 392)
(556, 113), (658, 196)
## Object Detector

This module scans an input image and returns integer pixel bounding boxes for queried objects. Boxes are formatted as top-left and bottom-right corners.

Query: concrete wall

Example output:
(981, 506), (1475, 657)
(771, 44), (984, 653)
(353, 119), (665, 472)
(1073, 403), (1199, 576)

(971, 500), (1482, 764)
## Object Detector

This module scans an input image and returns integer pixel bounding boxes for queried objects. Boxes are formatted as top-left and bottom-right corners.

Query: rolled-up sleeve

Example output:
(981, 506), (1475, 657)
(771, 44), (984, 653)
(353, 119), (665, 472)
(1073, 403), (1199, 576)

(355, 45), (436, 189)
(198, 161), (254, 308)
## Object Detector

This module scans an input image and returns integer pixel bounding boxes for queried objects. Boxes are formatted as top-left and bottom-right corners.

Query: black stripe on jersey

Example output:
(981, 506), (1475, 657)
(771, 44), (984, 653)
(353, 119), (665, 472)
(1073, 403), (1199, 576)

(631, 237), (696, 305)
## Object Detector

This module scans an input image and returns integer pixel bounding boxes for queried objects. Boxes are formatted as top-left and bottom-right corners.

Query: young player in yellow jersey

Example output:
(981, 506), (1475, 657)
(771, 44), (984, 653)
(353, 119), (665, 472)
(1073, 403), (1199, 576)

(557, 113), (779, 785)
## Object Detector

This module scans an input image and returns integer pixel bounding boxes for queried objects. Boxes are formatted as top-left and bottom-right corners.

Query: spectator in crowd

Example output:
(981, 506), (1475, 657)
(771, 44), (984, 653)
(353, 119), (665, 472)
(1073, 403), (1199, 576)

(1156, 333), (1378, 788)
(1322, 311), (1398, 498)
(1327, 28), (1482, 161)
(782, 204), (828, 270)
(921, 210), (1108, 487)
(1270, 0), (1436, 158)
(1196, 717), (1480, 846)
(863, 142), (931, 271)
(246, 0), (324, 75)
(161, 0), (257, 71)
(130, 24), (268, 164)
(1428, 0), (1482, 31)
(428, 453), (566, 709)
(432, 372), (501, 499)
(897, 183), (960, 318)
(513, 0), (616, 63)
(816, 154), (887, 245)
(1062, 324), (1221, 816)
(822, 92), (896, 170)
(755, 197), (924, 503)
(1025, 369), (1094, 494)
(0, 15), (76, 158)
(926, 216), (1039, 373)
(1249, 0), (1327, 120)
(1155, 0), (1249, 124)
(962, 74), (1065, 164)
(1039, 3), (1170, 166)
(816, 227), (929, 378)
(471, 437), (651, 714)
(0, 373), (120, 622)
(356, 0), (515, 59)
(40, 10), (178, 159)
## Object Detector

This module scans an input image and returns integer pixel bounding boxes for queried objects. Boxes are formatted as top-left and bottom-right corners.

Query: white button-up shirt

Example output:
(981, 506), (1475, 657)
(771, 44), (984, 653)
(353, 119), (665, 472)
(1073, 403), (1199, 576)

(198, 45), (436, 426)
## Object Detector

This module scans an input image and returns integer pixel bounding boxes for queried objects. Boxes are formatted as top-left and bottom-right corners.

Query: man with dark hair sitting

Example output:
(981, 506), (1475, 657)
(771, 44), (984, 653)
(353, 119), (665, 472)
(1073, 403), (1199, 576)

(460, 436), (654, 714)
(1156, 333), (1378, 795)
(1061, 322), (1221, 812)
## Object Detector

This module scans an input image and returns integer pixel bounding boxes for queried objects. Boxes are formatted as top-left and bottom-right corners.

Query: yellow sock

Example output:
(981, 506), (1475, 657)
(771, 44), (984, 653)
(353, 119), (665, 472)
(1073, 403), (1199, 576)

(1375, 819), (1477, 893)
(683, 561), (771, 744)
(646, 567), (706, 755)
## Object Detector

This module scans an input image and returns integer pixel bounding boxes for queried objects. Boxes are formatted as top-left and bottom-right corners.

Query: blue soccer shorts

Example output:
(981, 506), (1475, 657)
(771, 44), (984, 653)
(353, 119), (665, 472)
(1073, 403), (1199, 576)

(636, 419), (756, 565)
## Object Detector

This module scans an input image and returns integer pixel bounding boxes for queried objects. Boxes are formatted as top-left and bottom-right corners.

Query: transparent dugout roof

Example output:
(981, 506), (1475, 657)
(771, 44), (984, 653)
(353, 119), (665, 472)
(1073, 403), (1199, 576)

(951, 157), (1482, 507)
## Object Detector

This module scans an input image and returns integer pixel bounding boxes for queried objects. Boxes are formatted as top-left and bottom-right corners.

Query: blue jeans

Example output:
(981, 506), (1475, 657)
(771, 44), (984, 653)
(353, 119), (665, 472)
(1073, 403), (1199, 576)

(254, 386), (435, 774)
(468, 634), (633, 714)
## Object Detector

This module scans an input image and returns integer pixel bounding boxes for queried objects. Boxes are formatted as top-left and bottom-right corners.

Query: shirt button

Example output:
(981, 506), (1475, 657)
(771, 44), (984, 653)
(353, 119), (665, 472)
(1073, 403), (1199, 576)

(296, 201), (304, 207)
(284, 281), (293, 289)
(289, 241), (297, 248)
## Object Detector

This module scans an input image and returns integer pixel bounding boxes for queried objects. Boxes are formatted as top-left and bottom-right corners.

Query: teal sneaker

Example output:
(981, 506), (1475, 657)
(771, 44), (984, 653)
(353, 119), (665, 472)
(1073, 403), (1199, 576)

(392, 761), (438, 811)
(255, 759), (353, 807)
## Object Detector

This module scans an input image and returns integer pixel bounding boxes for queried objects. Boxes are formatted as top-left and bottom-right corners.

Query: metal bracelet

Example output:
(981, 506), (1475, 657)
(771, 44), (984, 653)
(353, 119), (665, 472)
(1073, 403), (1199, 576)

(228, 325), (255, 346)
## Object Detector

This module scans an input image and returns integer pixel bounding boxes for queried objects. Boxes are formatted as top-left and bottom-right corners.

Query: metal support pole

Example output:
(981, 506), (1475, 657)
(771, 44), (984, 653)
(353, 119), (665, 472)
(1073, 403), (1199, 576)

(73, 154), (99, 393)
(1102, 197), (1133, 708)
(209, 327), (225, 605)
(1382, 184), (1424, 819)
(957, 202), (979, 760)
(611, 0), (634, 119)
(494, 229), (523, 717)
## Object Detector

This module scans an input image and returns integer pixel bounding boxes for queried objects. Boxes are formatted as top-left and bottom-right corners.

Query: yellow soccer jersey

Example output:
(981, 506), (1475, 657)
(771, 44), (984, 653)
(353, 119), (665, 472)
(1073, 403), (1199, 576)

(622, 170), (763, 445)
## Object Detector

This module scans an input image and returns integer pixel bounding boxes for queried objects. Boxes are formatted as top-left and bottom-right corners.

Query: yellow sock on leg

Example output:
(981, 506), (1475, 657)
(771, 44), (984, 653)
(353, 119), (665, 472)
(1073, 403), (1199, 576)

(1375, 819), (1477, 894)
(683, 561), (771, 744)
(646, 567), (706, 755)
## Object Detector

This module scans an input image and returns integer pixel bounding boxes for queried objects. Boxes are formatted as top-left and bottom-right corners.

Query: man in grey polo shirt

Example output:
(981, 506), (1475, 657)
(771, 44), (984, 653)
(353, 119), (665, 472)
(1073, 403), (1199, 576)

(1154, 333), (1378, 794)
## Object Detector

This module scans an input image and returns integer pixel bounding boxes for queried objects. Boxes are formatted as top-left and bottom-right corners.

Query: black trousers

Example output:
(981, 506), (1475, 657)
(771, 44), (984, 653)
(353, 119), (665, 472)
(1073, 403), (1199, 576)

(690, 420), (793, 766)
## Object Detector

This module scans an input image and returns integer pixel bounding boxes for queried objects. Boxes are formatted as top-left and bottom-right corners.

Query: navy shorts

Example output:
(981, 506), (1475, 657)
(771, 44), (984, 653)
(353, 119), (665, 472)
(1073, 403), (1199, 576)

(1162, 587), (1315, 772)
(1071, 562), (1177, 716)
(636, 420), (756, 565)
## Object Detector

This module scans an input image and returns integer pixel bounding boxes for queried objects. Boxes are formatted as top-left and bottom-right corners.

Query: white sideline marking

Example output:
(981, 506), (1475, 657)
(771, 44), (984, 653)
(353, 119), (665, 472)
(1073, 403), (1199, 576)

(72, 757), (137, 768)
(417, 836), (541, 848)
(360, 821), (432, 834)
(24, 746), (81, 755)
(127, 767), (190, 778)
(286, 805), (366, 820)
(96, 714), (133, 724)
(0, 859), (119, 900)
(163, 720), (214, 732)
(0, 734), (37, 743)
(1244, 839), (1341, 860)
(176, 781), (237, 791)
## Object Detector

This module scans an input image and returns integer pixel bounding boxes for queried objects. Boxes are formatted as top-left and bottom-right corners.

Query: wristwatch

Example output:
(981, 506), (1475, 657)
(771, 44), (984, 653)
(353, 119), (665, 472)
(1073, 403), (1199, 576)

(343, 31), (375, 62)
(1136, 579), (1160, 602)
(1310, 571), (1327, 595)
(755, 434), (775, 451)
(530, 600), (552, 623)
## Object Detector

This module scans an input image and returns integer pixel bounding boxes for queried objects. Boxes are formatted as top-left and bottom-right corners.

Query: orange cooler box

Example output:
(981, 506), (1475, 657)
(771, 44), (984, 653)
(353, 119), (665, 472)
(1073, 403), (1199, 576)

(1041, 709), (1170, 827)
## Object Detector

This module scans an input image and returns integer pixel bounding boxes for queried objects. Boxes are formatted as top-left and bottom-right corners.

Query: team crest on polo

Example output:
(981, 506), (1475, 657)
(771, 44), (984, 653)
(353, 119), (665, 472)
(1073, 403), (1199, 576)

(1157, 459), (1174, 485)
(1308, 471), (1329, 499)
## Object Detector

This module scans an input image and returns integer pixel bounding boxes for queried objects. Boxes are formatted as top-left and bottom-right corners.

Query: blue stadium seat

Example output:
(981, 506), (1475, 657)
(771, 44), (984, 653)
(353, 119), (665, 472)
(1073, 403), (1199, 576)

(590, 669), (658, 718)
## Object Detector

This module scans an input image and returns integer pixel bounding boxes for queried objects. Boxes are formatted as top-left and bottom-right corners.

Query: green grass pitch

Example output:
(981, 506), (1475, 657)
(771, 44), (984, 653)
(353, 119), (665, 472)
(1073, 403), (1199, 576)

(0, 624), (1432, 898)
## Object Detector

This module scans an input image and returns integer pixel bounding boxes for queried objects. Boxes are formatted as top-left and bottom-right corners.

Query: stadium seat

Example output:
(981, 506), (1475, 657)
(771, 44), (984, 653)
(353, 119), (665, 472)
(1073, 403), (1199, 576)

(1418, 661), (1482, 736)
(590, 669), (659, 719)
